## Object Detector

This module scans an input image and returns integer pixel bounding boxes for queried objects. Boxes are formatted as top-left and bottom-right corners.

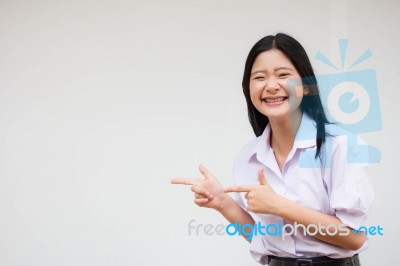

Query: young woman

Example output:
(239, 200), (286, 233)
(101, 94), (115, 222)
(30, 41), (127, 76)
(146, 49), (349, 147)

(171, 33), (374, 266)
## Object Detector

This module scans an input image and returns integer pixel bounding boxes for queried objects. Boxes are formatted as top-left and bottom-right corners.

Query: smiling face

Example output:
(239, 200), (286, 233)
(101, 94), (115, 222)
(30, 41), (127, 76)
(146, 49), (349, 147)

(249, 49), (307, 122)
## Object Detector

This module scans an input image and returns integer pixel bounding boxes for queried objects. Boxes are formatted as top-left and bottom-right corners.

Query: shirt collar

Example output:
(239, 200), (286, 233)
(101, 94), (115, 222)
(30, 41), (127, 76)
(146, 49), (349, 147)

(248, 112), (317, 162)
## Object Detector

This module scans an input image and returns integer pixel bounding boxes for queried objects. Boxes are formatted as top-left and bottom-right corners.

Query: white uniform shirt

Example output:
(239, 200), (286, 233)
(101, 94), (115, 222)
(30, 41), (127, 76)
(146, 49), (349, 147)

(233, 113), (374, 264)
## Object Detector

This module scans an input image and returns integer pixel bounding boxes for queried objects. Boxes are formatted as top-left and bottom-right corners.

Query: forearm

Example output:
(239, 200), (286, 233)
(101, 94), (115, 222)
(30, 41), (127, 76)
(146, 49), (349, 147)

(277, 198), (365, 250)
(217, 195), (255, 242)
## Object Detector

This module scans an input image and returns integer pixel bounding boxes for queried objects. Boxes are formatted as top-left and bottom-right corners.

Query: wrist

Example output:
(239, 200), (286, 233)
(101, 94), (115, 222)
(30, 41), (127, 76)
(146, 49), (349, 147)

(216, 194), (235, 213)
(274, 196), (293, 218)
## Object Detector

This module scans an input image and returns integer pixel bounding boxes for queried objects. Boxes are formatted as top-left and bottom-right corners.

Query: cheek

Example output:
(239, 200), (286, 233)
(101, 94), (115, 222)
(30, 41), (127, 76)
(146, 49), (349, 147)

(287, 85), (304, 108)
(287, 84), (304, 99)
(277, 80), (286, 88)
(295, 86), (305, 97)
(284, 77), (304, 97)
(249, 83), (263, 101)
(249, 91), (258, 107)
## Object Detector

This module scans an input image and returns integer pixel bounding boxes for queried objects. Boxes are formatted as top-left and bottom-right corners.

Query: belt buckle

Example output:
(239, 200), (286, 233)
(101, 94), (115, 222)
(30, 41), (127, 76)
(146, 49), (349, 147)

(296, 259), (313, 266)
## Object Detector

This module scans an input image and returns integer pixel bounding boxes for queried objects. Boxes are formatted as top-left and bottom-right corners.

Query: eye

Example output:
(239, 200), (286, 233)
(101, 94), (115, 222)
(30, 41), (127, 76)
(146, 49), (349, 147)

(253, 76), (265, 80)
(278, 73), (289, 78)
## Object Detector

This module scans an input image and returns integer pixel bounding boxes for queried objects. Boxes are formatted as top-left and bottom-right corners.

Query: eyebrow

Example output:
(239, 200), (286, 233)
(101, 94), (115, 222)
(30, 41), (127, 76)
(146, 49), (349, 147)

(250, 67), (294, 76)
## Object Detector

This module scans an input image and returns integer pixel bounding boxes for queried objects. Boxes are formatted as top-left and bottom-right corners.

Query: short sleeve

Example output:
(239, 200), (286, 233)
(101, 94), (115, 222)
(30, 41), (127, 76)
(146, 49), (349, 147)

(328, 135), (375, 229)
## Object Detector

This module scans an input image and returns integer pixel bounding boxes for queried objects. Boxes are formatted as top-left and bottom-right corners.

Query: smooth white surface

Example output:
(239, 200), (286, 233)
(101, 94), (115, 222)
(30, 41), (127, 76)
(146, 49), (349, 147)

(0, 0), (398, 265)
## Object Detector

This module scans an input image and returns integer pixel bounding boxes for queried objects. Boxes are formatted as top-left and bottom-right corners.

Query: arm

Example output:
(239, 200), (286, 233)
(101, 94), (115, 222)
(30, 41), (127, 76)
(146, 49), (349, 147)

(225, 168), (365, 250)
(277, 197), (365, 250)
(217, 195), (255, 242)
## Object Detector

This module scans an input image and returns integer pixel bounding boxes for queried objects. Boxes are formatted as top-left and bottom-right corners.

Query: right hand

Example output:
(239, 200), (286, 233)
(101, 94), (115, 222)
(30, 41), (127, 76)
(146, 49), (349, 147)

(170, 164), (229, 211)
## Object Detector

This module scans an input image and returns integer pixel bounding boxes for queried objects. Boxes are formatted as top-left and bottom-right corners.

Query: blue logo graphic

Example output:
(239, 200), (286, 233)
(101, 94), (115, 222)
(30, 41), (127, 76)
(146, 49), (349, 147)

(339, 92), (359, 113)
(297, 39), (382, 167)
(351, 225), (384, 236)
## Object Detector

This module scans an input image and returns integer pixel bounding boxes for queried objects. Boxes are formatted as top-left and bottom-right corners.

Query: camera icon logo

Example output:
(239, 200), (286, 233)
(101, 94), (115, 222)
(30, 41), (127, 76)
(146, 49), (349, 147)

(298, 39), (382, 167)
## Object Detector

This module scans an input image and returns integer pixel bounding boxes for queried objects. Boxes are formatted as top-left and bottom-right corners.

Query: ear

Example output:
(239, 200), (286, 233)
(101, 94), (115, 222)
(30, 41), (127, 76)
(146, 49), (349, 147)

(303, 85), (310, 95)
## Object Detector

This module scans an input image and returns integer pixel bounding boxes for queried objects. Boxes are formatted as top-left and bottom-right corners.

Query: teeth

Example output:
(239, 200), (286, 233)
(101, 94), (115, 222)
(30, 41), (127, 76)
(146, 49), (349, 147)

(264, 97), (286, 103)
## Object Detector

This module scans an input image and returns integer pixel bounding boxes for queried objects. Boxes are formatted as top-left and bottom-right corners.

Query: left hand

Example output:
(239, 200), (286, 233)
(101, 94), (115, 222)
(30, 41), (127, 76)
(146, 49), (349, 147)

(224, 168), (286, 215)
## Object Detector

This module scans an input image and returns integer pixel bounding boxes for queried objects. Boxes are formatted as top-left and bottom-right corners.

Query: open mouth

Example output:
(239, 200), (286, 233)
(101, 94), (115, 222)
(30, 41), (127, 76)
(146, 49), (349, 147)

(263, 97), (288, 103)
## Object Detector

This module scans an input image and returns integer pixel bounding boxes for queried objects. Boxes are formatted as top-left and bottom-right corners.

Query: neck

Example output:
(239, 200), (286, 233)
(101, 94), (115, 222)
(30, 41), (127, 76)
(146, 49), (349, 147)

(269, 111), (303, 155)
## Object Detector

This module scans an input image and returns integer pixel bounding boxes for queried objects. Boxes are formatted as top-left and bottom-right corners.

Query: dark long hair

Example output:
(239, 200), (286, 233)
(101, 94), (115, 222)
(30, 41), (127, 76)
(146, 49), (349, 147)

(242, 33), (329, 157)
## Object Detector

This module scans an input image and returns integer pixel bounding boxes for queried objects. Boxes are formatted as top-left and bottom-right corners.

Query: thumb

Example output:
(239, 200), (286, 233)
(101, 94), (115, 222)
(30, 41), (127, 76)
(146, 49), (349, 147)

(199, 164), (214, 180)
(258, 168), (267, 185)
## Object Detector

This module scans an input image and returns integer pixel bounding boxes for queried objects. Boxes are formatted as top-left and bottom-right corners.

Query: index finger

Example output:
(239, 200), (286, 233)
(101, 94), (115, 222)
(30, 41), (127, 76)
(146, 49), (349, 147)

(170, 178), (199, 186)
(224, 185), (257, 193)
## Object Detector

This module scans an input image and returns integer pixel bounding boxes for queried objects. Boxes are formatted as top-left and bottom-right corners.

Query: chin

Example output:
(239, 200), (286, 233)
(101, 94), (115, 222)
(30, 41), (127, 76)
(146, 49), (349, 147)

(261, 108), (290, 119)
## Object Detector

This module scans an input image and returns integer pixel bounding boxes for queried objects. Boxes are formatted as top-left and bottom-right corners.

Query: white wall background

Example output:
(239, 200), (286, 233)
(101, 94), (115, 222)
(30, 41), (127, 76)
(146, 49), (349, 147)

(0, 0), (398, 265)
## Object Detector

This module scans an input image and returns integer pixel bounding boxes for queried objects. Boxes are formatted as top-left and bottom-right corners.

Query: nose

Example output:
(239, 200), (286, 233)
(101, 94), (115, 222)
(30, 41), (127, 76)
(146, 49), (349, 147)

(265, 78), (280, 91)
